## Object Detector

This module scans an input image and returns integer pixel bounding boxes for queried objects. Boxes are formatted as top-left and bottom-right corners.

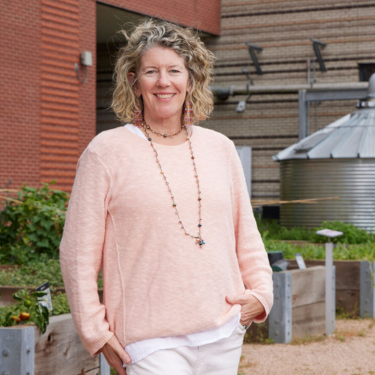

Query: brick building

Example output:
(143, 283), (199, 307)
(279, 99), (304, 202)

(1, 0), (374, 203)
(0, 0), (220, 196)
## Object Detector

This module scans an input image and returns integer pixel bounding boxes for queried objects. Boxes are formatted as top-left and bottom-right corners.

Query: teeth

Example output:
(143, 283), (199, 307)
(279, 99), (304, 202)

(156, 94), (174, 99)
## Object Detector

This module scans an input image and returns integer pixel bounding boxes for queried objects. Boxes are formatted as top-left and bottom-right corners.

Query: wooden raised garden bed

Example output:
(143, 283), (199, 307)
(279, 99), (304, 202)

(287, 259), (375, 318)
(0, 313), (110, 375)
(246, 266), (327, 344)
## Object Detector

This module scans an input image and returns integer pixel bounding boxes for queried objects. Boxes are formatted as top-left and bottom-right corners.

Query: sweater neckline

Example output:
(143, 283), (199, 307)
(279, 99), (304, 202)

(122, 124), (196, 148)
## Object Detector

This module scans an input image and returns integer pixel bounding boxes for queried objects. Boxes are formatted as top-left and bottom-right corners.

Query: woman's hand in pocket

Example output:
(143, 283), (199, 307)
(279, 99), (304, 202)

(101, 334), (132, 375)
(225, 293), (265, 327)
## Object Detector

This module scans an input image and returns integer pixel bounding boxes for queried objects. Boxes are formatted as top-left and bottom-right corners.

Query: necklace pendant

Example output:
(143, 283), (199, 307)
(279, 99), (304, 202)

(197, 239), (206, 248)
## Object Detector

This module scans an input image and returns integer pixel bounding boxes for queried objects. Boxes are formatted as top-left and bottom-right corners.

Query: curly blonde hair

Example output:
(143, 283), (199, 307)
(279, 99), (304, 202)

(111, 19), (216, 124)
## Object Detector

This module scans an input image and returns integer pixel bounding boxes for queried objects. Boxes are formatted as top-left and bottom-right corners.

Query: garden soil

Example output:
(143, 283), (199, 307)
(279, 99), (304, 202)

(240, 318), (375, 375)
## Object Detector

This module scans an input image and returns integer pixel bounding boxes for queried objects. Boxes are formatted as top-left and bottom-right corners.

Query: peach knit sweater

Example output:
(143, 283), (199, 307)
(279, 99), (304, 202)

(59, 125), (274, 357)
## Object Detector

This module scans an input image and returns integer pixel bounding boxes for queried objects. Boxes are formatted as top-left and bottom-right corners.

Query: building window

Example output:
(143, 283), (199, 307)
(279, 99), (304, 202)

(359, 63), (375, 82)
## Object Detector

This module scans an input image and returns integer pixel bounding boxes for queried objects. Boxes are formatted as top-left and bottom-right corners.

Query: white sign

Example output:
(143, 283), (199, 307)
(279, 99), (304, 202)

(295, 253), (306, 269)
(316, 229), (343, 238)
(36, 281), (54, 315)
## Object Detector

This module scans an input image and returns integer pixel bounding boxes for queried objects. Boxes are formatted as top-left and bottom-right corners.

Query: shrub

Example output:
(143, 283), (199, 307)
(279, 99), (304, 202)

(255, 217), (375, 244)
(0, 254), (64, 287)
(0, 254), (103, 289)
(0, 181), (69, 264)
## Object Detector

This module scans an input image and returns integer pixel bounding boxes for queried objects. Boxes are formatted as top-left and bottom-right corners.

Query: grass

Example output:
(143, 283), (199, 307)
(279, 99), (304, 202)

(332, 328), (368, 342)
(290, 333), (327, 345)
(289, 325), (369, 345)
(336, 305), (360, 320)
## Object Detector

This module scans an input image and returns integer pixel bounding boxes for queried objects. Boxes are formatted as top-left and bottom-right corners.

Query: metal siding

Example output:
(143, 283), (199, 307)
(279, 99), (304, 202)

(280, 159), (375, 231)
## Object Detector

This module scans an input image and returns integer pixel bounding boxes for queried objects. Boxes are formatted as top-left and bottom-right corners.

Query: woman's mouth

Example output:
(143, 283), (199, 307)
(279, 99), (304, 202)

(154, 94), (175, 99)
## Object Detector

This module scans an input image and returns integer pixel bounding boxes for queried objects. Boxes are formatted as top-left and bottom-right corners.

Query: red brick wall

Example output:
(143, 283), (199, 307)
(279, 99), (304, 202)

(0, 1), (41, 197)
(0, 0), (218, 198)
(78, 0), (96, 155)
(0, 0), (96, 196)
(40, 0), (80, 191)
(100, 0), (221, 35)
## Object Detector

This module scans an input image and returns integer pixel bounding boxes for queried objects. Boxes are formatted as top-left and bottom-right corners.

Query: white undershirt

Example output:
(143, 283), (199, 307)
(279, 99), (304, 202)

(122, 124), (241, 366)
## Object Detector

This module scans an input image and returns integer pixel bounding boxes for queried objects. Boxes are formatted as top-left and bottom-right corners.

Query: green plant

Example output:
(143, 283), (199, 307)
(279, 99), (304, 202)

(0, 181), (69, 265)
(0, 255), (63, 287)
(243, 322), (274, 344)
(336, 303), (360, 320)
(0, 254), (103, 288)
(263, 237), (375, 261)
(255, 217), (375, 245)
(0, 292), (70, 329)
(0, 289), (50, 333)
(51, 292), (70, 315)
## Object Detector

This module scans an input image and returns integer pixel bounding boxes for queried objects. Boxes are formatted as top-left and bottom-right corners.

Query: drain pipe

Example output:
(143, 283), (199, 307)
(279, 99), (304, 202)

(210, 82), (369, 99)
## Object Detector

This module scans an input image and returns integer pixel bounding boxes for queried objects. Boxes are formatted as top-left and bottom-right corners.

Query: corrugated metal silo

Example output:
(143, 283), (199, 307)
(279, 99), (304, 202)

(273, 74), (375, 232)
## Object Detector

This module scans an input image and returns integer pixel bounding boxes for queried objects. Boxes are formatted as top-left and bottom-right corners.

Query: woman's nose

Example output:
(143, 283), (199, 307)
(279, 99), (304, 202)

(157, 72), (170, 87)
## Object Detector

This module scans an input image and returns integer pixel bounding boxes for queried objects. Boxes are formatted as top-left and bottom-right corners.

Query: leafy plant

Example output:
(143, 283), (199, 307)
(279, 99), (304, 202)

(0, 181), (69, 265)
(0, 254), (64, 287)
(255, 217), (375, 245)
(0, 254), (103, 288)
(0, 289), (50, 333)
(51, 292), (70, 315)
(263, 238), (375, 261)
(0, 291), (71, 330)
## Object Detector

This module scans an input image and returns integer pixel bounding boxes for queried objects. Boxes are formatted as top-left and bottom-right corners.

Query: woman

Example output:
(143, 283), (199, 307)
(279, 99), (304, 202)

(60, 19), (273, 375)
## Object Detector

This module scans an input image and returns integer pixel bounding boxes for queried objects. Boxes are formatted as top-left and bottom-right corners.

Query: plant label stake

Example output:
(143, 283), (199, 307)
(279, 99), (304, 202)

(36, 281), (54, 316)
(316, 229), (343, 335)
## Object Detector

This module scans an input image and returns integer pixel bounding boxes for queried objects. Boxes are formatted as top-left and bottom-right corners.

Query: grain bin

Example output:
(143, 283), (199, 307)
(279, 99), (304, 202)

(273, 74), (375, 232)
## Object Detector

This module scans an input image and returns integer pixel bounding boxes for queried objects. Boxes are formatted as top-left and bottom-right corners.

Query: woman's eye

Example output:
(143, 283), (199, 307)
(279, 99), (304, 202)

(146, 70), (155, 74)
(171, 70), (180, 73)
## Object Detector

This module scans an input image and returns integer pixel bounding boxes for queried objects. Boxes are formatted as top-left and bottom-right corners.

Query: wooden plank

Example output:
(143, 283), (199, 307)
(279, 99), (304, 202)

(85, 368), (100, 375)
(287, 259), (361, 315)
(292, 301), (325, 338)
(290, 266), (325, 307)
(287, 260), (360, 289)
(337, 290), (360, 315)
(34, 313), (99, 375)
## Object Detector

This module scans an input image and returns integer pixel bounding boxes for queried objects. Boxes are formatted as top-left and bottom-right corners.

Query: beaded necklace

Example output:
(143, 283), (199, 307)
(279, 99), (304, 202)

(144, 123), (184, 138)
(142, 122), (205, 248)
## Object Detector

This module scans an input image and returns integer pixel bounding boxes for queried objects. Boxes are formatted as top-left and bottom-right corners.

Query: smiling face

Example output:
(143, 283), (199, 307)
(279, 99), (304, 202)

(131, 45), (191, 124)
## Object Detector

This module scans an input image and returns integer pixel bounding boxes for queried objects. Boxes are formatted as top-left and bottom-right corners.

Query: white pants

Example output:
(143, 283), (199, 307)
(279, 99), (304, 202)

(126, 322), (246, 375)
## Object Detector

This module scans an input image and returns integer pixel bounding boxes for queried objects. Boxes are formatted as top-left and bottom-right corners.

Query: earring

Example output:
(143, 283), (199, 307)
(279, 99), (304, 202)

(133, 102), (143, 127)
(183, 100), (194, 126)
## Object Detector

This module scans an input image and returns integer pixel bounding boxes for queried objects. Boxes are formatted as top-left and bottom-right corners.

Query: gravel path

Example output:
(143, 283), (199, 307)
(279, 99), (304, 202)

(239, 318), (375, 375)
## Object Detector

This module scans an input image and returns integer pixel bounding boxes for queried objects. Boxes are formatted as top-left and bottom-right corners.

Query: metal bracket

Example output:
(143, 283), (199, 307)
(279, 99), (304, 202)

(311, 38), (327, 72)
(269, 272), (292, 343)
(298, 87), (368, 140)
(245, 43), (263, 75)
(360, 261), (375, 318)
(100, 352), (110, 375)
(0, 326), (34, 375)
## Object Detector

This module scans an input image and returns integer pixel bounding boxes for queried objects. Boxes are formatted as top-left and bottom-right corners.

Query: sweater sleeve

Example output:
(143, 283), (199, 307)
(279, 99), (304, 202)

(228, 142), (274, 323)
(59, 147), (114, 357)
